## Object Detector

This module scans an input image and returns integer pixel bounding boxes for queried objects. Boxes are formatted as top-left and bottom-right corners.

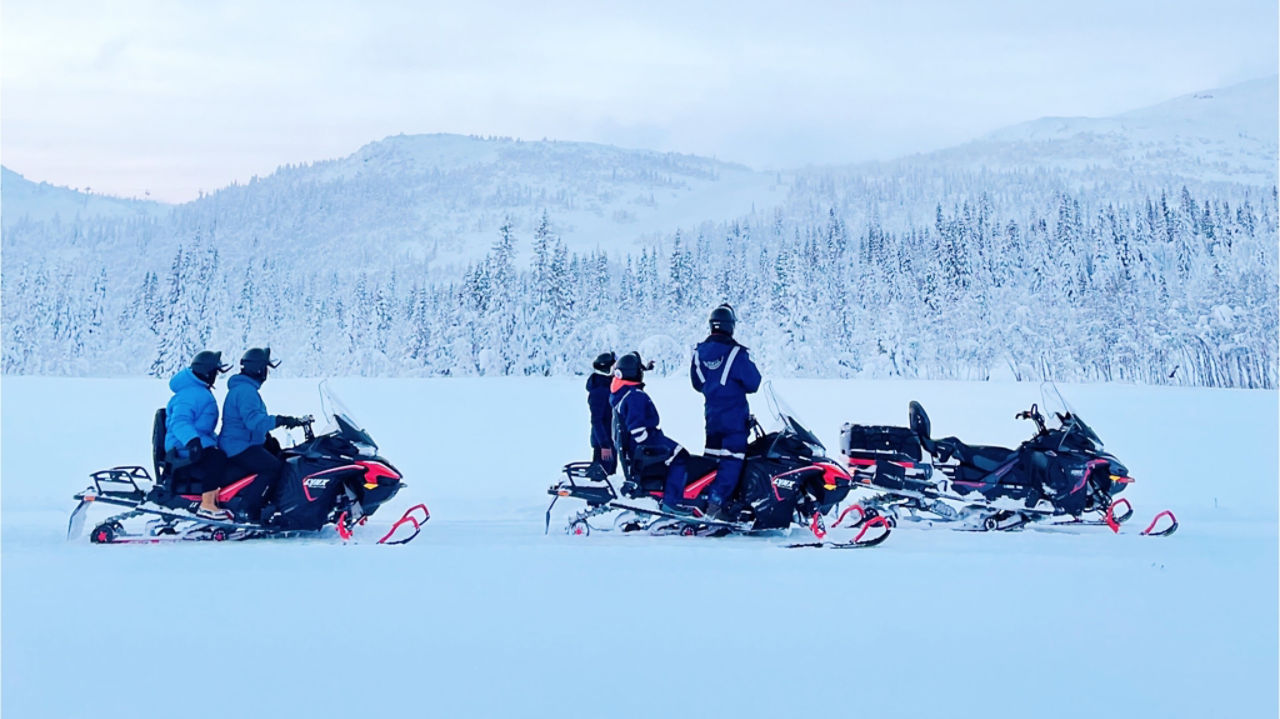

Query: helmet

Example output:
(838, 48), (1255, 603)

(190, 350), (230, 386)
(709, 303), (736, 336)
(592, 351), (616, 374)
(613, 352), (645, 382)
(240, 347), (280, 381)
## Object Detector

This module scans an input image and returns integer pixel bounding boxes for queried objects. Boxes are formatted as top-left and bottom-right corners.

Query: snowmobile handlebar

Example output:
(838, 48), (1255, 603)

(1014, 404), (1047, 434)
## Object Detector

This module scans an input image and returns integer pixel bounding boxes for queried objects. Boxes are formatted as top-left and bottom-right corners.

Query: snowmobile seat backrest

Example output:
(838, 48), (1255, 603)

(152, 408), (167, 484)
(908, 401), (936, 455)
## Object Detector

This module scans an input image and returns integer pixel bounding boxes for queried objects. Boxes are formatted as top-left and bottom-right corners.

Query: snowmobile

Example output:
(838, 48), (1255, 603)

(67, 381), (429, 544)
(838, 383), (1177, 536)
(546, 384), (891, 548)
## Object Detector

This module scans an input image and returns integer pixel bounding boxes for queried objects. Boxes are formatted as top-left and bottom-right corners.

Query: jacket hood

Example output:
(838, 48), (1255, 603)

(169, 368), (210, 393)
(228, 373), (263, 391)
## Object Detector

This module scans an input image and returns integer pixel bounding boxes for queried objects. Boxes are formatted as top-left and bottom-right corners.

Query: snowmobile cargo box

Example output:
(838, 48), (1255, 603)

(839, 423), (923, 464)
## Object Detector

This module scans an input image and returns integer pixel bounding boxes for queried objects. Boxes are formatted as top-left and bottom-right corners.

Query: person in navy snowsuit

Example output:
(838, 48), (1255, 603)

(586, 351), (617, 476)
(690, 304), (762, 520)
(218, 348), (306, 521)
(164, 350), (233, 520)
(610, 352), (693, 514)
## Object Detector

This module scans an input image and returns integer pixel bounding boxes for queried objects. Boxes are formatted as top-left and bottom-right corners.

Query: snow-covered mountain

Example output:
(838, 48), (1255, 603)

(0, 167), (170, 229)
(2, 79), (1275, 385)
(179, 134), (788, 270)
(894, 76), (1278, 187)
(2, 76), (1274, 265)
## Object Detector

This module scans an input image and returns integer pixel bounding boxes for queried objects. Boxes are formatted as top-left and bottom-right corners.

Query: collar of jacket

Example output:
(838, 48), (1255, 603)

(705, 333), (738, 347)
(228, 373), (263, 390)
(610, 378), (641, 393)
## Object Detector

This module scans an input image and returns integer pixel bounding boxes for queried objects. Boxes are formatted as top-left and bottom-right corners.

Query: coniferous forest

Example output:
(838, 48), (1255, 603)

(4, 179), (1275, 388)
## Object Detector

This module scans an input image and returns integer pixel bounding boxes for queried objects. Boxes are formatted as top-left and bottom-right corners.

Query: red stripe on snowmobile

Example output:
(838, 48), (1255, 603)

(683, 473), (716, 499)
(769, 465), (827, 501)
(1105, 498), (1132, 533)
(300, 465), (364, 501)
(1076, 459), (1107, 494)
(814, 462), (851, 489)
(843, 457), (915, 469)
(355, 460), (400, 484)
(217, 475), (258, 503)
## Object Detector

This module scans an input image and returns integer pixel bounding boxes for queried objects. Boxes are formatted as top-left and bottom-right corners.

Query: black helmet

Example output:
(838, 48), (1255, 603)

(240, 347), (280, 381)
(709, 303), (736, 336)
(613, 352), (645, 382)
(190, 350), (230, 386)
(592, 351), (616, 374)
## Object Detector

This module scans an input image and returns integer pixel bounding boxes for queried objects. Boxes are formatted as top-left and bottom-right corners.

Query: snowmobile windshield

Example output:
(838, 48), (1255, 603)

(763, 382), (825, 454)
(1040, 381), (1104, 452)
(319, 381), (378, 451)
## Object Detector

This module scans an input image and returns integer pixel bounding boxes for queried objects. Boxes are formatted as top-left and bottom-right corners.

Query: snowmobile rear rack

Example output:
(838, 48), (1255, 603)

(67, 466), (156, 539)
(87, 466), (150, 502)
(545, 462), (619, 533)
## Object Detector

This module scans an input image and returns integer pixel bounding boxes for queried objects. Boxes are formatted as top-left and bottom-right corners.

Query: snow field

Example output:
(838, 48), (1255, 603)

(2, 377), (1276, 718)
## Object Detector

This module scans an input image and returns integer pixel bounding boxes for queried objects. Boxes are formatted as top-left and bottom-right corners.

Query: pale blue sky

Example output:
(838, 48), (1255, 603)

(3, 0), (1276, 202)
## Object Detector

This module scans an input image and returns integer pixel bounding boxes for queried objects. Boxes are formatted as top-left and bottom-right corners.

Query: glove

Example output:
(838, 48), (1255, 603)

(275, 415), (303, 429)
(184, 438), (204, 461)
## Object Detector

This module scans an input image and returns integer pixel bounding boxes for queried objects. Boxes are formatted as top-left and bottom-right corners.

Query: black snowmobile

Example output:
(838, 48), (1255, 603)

(68, 382), (429, 544)
(839, 383), (1176, 536)
(546, 384), (891, 548)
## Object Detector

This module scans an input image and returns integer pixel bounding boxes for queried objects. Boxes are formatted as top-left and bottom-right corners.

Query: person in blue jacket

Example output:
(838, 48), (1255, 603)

(610, 352), (693, 516)
(690, 304), (762, 521)
(218, 348), (306, 520)
(586, 351), (617, 476)
(164, 350), (233, 520)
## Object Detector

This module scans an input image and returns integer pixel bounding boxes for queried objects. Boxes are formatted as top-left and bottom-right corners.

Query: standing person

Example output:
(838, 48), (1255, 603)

(610, 352), (694, 516)
(218, 348), (307, 521)
(586, 351), (617, 477)
(164, 350), (233, 520)
(690, 304), (762, 521)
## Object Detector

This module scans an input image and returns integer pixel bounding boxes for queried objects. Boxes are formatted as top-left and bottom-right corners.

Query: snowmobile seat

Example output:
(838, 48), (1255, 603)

(152, 407), (167, 484)
(620, 449), (719, 499)
(932, 438), (1016, 473)
(150, 407), (203, 497)
(908, 402), (1013, 473)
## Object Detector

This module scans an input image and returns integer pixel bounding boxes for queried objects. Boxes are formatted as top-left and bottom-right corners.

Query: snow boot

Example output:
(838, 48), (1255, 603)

(196, 507), (233, 522)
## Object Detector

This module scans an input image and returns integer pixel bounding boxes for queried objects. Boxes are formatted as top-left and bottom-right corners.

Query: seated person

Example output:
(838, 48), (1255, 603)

(164, 350), (232, 520)
(609, 352), (693, 517)
(218, 348), (306, 521)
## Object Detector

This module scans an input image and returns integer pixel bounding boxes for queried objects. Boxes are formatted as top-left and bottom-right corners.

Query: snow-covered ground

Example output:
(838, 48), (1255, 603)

(3, 377), (1276, 718)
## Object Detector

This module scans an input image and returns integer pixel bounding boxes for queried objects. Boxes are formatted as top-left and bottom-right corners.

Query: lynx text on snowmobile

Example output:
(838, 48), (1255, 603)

(68, 381), (429, 544)
(838, 382), (1177, 536)
(546, 383), (890, 548)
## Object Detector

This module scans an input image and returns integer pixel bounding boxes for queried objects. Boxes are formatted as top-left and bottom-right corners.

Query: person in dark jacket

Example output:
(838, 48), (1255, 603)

(218, 348), (306, 520)
(164, 350), (233, 520)
(610, 352), (693, 516)
(586, 351), (617, 476)
(690, 304), (762, 521)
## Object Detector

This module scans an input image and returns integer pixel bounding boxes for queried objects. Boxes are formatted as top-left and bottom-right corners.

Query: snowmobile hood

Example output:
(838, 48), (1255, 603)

(227, 373), (263, 391)
(610, 378), (641, 393)
(169, 368), (212, 393)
